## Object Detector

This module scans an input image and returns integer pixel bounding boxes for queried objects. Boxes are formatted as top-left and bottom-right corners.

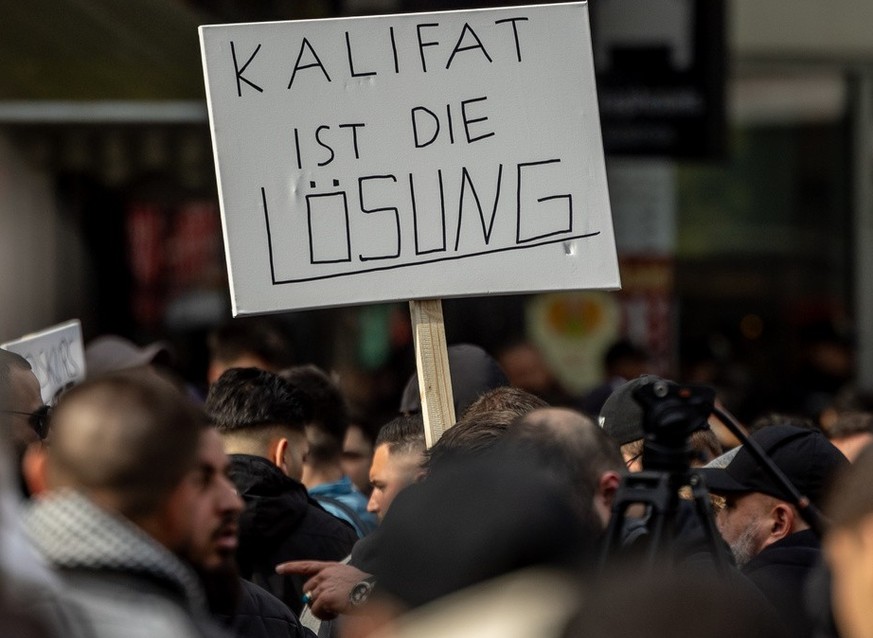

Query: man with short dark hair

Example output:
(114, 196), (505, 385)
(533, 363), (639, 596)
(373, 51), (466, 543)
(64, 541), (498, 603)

(365, 413), (427, 522)
(278, 413), (427, 629)
(24, 369), (232, 638)
(460, 385), (548, 421)
(420, 388), (547, 477)
(204, 367), (357, 615)
(280, 365), (376, 538)
(421, 409), (519, 476)
(699, 424), (849, 638)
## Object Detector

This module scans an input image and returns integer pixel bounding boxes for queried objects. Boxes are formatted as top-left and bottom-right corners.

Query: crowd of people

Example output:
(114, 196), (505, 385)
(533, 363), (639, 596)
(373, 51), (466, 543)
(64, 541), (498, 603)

(2, 316), (873, 638)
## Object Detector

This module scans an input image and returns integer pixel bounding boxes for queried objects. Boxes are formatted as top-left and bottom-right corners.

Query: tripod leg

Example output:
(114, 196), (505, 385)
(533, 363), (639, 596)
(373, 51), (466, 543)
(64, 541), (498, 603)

(688, 472), (731, 574)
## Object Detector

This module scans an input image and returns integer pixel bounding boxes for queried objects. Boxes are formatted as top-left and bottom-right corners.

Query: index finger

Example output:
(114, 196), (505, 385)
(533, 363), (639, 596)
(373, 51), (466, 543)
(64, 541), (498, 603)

(275, 560), (334, 575)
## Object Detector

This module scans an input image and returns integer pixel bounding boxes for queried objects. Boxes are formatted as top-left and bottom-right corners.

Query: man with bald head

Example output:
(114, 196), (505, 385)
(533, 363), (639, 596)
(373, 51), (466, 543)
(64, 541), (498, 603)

(504, 406), (626, 534)
(24, 368), (232, 638)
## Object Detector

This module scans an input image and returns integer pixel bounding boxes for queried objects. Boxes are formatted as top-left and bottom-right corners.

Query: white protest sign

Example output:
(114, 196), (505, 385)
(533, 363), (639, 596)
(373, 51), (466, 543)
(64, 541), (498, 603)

(1, 319), (86, 403)
(200, 2), (619, 315)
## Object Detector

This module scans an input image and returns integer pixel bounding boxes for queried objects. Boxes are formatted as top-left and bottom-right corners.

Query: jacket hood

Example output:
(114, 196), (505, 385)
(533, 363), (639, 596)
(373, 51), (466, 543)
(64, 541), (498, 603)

(229, 455), (312, 541)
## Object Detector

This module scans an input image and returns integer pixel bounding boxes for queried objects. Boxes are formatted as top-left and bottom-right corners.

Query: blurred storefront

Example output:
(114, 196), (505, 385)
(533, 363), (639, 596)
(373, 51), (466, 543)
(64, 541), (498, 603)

(1, 0), (871, 420)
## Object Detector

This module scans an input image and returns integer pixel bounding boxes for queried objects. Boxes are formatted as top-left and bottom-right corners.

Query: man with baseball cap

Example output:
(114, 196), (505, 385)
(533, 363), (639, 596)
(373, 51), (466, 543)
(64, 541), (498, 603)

(599, 374), (722, 471)
(698, 423), (848, 638)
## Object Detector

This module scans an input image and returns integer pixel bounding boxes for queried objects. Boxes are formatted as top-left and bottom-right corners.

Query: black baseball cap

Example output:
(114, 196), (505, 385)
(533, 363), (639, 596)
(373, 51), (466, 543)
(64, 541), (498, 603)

(698, 424), (848, 507)
(598, 375), (664, 446)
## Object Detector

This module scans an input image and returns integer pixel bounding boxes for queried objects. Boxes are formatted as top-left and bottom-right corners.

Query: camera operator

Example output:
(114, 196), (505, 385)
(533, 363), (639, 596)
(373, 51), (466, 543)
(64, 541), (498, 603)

(599, 375), (723, 473)
(598, 375), (726, 558)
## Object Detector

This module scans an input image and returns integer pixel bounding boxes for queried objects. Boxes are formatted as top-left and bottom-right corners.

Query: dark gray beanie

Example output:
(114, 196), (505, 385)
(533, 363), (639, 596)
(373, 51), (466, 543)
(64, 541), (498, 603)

(399, 343), (508, 417)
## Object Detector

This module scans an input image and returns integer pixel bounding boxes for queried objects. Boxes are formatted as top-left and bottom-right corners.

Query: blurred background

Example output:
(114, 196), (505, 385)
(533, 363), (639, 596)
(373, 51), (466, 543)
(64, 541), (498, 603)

(1, 0), (868, 425)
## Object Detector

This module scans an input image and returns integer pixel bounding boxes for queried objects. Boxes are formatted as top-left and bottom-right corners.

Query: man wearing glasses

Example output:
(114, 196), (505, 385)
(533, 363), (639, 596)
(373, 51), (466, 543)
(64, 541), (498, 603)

(0, 348), (50, 496)
(599, 374), (723, 471)
(0, 348), (90, 636)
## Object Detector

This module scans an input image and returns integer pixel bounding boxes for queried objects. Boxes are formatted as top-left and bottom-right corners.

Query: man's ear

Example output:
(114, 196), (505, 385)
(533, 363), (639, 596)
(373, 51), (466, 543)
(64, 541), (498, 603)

(593, 471), (622, 528)
(769, 503), (796, 542)
(269, 437), (289, 476)
(599, 471), (621, 506)
(22, 441), (48, 497)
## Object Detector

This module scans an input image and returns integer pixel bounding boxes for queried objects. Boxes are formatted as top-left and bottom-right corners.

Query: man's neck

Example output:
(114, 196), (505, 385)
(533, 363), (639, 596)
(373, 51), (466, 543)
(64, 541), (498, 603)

(302, 463), (344, 489)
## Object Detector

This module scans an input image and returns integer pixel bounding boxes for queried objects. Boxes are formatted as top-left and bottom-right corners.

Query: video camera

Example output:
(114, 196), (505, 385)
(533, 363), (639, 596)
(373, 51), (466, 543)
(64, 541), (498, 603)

(633, 379), (716, 474)
(601, 377), (728, 571)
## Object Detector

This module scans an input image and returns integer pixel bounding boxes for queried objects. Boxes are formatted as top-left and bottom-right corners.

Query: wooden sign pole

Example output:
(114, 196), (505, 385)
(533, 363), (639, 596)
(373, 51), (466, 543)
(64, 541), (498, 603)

(408, 299), (456, 448)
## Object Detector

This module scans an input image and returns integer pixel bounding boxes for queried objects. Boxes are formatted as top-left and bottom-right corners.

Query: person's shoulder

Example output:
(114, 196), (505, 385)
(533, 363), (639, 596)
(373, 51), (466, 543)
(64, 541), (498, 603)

(236, 579), (311, 626)
(745, 530), (822, 574)
(310, 478), (367, 502)
(313, 490), (378, 539)
(274, 501), (359, 557)
(231, 455), (297, 494)
(63, 572), (211, 638)
(232, 579), (316, 638)
(6, 576), (94, 638)
(303, 501), (359, 542)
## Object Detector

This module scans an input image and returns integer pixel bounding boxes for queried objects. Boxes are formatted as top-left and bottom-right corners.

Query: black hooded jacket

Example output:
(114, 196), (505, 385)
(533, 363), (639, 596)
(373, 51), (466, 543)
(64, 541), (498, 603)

(230, 454), (358, 615)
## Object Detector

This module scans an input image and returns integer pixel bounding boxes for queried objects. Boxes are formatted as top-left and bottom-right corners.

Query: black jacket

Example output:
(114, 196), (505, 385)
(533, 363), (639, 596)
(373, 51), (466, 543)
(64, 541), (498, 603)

(743, 528), (821, 638)
(230, 455), (358, 615)
(218, 579), (316, 638)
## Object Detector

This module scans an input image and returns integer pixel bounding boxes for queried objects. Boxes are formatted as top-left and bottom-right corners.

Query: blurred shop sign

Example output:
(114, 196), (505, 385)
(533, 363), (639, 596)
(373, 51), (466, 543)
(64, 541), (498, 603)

(590, 0), (726, 158)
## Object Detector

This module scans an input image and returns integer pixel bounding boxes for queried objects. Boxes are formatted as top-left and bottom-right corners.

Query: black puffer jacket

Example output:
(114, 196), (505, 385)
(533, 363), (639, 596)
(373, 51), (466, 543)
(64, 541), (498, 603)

(218, 579), (316, 638)
(230, 455), (358, 615)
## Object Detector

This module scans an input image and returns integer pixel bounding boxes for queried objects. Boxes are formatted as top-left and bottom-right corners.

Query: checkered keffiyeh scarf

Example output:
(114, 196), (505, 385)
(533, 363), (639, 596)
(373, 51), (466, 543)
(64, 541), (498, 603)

(24, 490), (207, 612)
